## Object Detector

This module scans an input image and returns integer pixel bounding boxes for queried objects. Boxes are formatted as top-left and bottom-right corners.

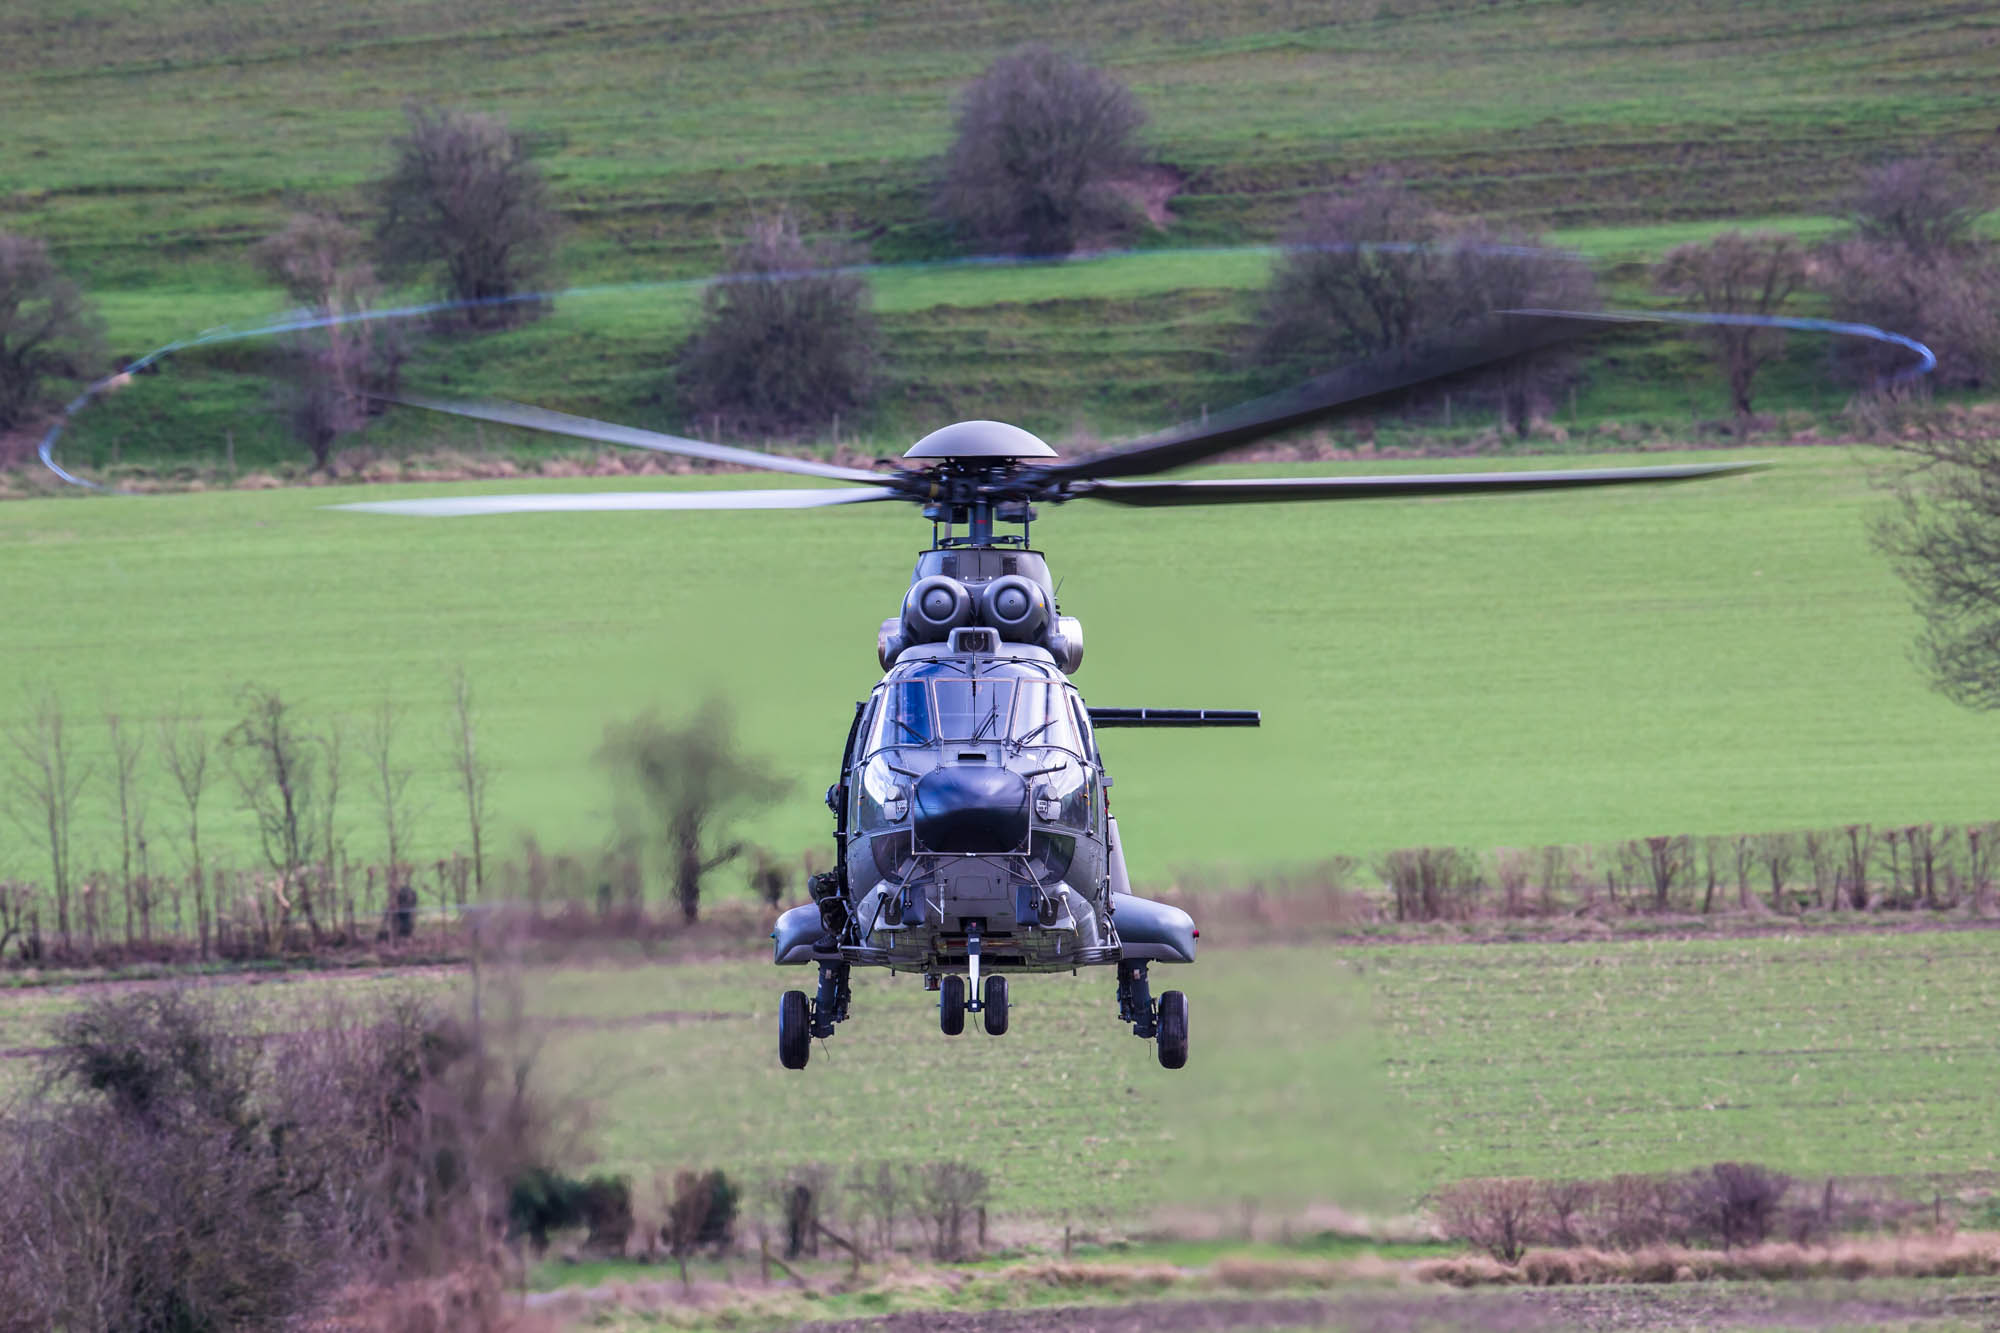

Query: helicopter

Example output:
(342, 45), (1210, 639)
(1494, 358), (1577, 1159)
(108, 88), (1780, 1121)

(337, 311), (1757, 1070)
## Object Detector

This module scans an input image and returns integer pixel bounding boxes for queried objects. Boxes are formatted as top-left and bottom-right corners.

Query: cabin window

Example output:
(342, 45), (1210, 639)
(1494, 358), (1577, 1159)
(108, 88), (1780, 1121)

(1010, 682), (1083, 753)
(870, 680), (934, 749)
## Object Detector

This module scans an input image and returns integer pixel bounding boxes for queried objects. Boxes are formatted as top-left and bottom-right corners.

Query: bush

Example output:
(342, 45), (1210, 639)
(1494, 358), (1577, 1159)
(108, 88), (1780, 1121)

(1433, 1177), (1540, 1263)
(1379, 845), (1483, 921)
(937, 44), (1147, 256)
(375, 104), (556, 328)
(0, 984), (571, 1331)
(0, 232), (104, 430)
(673, 212), (876, 439)
(1849, 157), (1989, 261)
(1252, 180), (1450, 375)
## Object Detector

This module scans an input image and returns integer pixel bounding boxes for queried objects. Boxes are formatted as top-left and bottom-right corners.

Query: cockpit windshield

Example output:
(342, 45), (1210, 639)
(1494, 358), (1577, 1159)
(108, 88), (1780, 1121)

(933, 680), (1013, 741)
(865, 671), (1086, 754)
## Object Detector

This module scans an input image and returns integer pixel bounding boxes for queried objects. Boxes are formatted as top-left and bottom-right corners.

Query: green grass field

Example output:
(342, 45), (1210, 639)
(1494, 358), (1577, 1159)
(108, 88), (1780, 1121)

(9, 930), (1996, 1223)
(4, 444), (1994, 890)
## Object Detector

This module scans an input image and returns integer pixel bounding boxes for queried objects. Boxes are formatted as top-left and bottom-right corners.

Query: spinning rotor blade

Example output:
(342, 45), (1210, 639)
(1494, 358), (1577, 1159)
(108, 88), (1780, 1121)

(1030, 312), (1611, 486)
(329, 487), (900, 517)
(1074, 462), (1763, 507)
(385, 393), (892, 485)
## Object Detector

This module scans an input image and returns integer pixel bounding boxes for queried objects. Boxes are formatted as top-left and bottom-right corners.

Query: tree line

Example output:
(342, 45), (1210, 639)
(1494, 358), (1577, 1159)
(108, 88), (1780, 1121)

(5, 48), (1992, 464)
(0, 682), (790, 967)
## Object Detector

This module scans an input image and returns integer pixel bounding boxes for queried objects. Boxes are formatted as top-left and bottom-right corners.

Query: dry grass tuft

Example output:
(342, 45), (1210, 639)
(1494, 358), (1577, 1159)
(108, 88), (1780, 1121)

(998, 1260), (1183, 1293)
(1419, 1232), (2000, 1288)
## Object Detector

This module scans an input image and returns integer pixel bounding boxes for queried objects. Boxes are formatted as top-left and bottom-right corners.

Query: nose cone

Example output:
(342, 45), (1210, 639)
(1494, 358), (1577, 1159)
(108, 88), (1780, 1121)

(914, 765), (1029, 853)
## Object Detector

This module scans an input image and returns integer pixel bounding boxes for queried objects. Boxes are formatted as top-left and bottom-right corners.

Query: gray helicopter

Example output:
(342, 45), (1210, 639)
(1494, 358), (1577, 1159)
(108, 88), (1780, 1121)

(337, 312), (1757, 1070)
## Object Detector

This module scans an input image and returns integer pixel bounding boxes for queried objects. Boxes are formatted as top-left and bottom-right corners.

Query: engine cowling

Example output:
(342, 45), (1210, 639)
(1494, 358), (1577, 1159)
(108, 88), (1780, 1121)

(902, 575), (974, 643)
(980, 575), (1049, 642)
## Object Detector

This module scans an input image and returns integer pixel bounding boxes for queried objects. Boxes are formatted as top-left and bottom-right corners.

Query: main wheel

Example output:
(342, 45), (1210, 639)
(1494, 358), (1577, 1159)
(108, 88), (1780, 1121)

(779, 990), (811, 1069)
(983, 975), (1010, 1036)
(940, 974), (966, 1036)
(1156, 990), (1189, 1070)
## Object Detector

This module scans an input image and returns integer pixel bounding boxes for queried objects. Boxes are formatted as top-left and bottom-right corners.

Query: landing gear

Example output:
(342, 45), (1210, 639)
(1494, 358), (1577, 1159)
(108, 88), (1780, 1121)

(940, 974), (966, 1035)
(778, 962), (851, 1069)
(779, 990), (811, 1069)
(1156, 990), (1189, 1069)
(1117, 960), (1190, 1069)
(812, 962), (850, 1038)
(983, 975), (1010, 1035)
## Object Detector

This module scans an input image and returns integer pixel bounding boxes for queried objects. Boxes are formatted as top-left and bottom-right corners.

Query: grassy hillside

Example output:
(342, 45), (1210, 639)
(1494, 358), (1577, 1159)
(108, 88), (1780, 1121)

(4, 445), (1995, 888)
(7, 0), (1994, 467)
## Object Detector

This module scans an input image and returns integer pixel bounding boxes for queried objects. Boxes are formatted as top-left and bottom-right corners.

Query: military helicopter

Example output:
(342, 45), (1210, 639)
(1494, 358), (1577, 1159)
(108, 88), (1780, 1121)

(338, 311), (1756, 1070)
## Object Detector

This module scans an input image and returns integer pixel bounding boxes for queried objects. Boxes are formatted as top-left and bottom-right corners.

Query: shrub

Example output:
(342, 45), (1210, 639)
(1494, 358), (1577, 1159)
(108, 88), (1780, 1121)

(673, 211), (876, 438)
(1252, 180), (1451, 375)
(1849, 157), (1989, 261)
(938, 44), (1147, 256)
(1683, 1162), (1791, 1249)
(0, 232), (104, 430)
(375, 104), (556, 327)
(1379, 845), (1483, 921)
(1432, 1177), (1540, 1263)
(0, 984), (572, 1331)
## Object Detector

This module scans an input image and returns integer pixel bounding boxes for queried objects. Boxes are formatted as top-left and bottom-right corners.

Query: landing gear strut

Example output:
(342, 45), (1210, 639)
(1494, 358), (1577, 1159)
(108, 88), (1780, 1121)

(778, 962), (852, 1070)
(1117, 960), (1190, 1069)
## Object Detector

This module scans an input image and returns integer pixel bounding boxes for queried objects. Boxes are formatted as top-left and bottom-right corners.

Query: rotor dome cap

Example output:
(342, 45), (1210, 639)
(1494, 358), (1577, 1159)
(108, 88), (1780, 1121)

(904, 420), (1057, 460)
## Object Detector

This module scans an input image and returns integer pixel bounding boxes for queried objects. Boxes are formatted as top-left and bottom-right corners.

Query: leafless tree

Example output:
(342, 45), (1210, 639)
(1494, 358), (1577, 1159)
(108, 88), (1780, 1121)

(598, 698), (789, 923)
(851, 1160), (911, 1256)
(375, 104), (556, 327)
(1757, 832), (1796, 911)
(1444, 224), (1600, 436)
(938, 44), (1147, 256)
(447, 666), (489, 900)
(1254, 180), (1451, 376)
(915, 1160), (990, 1260)
(1850, 157), (1990, 261)
(674, 210), (876, 438)
(0, 233), (104, 430)
(254, 212), (405, 468)
(157, 709), (212, 956)
(1432, 1176), (1539, 1263)
(319, 716), (346, 932)
(1871, 421), (2000, 710)
(1654, 230), (1808, 424)
(105, 713), (147, 946)
(1642, 834), (1690, 912)
(367, 698), (417, 913)
(223, 686), (322, 940)
(5, 693), (88, 953)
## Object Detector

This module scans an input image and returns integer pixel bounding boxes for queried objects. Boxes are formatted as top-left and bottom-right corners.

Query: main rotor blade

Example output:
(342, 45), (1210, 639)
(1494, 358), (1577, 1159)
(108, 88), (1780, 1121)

(328, 486), (901, 517)
(385, 393), (892, 486)
(1029, 312), (1611, 486)
(1073, 462), (1763, 507)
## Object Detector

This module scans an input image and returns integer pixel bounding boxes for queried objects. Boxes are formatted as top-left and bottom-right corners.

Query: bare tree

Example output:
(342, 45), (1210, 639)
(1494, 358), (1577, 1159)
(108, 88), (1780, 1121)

(1654, 230), (1808, 425)
(375, 104), (556, 327)
(157, 709), (213, 956)
(1253, 180), (1451, 376)
(367, 699), (417, 917)
(915, 1161), (990, 1260)
(0, 233), (104, 430)
(1872, 421), (2000, 709)
(319, 717), (346, 934)
(1444, 224), (1600, 436)
(106, 713), (147, 946)
(1850, 157), (1990, 261)
(5, 693), (89, 952)
(447, 667), (489, 900)
(674, 211), (877, 438)
(254, 212), (404, 469)
(1819, 160), (1997, 392)
(223, 687), (322, 941)
(598, 699), (790, 923)
(938, 45), (1147, 256)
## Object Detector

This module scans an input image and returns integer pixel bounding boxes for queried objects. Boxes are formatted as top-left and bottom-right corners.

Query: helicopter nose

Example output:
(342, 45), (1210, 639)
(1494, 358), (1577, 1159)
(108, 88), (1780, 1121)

(913, 764), (1029, 853)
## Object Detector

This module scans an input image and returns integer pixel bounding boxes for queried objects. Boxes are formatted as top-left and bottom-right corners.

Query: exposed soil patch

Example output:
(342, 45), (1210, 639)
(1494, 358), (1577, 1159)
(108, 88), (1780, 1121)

(795, 1283), (2000, 1332)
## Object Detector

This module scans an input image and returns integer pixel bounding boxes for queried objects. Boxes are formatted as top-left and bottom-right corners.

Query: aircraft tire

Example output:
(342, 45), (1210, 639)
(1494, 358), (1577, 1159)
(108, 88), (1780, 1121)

(940, 974), (966, 1036)
(779, 990), (811, 1069)
(983, 975), (1010, 1035)
(1156, 990), (1189, 1070)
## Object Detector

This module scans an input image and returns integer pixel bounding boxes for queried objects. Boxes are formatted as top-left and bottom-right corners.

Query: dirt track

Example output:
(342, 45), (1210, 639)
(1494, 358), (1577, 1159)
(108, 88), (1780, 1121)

(793, 1283), (2000, 1332)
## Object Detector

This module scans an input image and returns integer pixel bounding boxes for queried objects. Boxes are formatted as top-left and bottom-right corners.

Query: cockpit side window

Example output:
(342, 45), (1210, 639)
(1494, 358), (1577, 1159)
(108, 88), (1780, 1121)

(869, 679), (934, 749)
(1069, 691), (1097, 762)
(1010, 682), (1083, 753)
